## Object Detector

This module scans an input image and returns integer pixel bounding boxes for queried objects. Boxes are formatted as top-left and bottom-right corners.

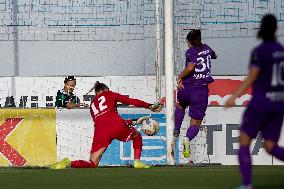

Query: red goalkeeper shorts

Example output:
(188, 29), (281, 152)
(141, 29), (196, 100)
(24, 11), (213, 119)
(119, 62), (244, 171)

(91, 115), (137, 153)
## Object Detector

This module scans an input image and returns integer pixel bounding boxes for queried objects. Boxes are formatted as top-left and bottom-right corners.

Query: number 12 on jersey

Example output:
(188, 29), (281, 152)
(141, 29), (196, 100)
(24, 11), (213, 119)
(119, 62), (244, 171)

(91, 96), (108, 115)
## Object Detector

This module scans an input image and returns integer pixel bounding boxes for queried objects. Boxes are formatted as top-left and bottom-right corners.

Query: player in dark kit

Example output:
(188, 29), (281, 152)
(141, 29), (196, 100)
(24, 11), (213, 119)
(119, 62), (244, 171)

(55, 76), (87, 109)
(225, 14), (284, 189)
(51, 81), (162, 169)
(174, 29), (217, 158)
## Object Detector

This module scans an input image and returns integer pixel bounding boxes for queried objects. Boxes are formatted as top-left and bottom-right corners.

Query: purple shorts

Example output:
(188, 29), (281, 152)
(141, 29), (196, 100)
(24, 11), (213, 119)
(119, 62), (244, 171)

(241, 106), (284, 142)
(177, 84), (208, 120)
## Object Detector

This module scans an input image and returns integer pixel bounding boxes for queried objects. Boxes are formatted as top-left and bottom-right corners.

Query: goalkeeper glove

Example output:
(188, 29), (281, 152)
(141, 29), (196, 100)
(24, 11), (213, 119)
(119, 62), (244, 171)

(132, 116), (150, 125)
(149, 102), (162, 112)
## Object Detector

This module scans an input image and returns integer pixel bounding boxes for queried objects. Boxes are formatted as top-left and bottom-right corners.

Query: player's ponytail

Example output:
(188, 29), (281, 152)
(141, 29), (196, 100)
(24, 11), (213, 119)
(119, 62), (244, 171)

(257, 14), (277, 41)
(94, 81), (109, 93)
(94, 81), (100, 88)
(186, 29), (202, 47)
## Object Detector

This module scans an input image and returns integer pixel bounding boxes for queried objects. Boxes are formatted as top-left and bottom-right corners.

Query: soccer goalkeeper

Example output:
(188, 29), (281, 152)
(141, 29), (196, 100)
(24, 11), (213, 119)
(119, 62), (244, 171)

(51, 81), (162, 169)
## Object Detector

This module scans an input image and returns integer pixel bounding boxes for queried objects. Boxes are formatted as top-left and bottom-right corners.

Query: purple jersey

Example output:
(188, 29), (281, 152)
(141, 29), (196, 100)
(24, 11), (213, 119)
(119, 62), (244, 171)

(249, 41), (284, 112)
(183, 44), (216, 85)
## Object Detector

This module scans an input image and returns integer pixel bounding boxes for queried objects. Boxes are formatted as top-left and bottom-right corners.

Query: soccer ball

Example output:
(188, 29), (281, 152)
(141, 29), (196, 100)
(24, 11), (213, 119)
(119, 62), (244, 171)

(141, 118), (159, 136)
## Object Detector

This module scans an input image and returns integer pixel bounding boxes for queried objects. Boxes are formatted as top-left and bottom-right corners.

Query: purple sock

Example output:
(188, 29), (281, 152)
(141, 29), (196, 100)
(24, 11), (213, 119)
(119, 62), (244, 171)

(186, 125), (199, 141)
(271, 145), (284, 161)
(174, 107), (185, 132)
(239, 145), (252, 186)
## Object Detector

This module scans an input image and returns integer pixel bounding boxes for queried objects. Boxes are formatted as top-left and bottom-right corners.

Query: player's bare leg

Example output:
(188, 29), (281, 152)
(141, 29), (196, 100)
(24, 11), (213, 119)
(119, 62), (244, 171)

(264, 140), (284, 161)
(89, 147), (107, 166)
(69, 147), (107, 168)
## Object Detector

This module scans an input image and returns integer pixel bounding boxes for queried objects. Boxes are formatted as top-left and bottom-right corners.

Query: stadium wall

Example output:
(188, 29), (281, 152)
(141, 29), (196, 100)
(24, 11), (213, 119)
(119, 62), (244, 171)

(0, 76), (250, 108)
(0, 109), (57, 167)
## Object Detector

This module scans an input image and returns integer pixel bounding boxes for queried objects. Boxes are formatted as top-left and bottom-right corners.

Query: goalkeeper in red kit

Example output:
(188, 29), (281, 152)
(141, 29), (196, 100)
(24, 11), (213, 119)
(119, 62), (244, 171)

(51, 81), (162, 169)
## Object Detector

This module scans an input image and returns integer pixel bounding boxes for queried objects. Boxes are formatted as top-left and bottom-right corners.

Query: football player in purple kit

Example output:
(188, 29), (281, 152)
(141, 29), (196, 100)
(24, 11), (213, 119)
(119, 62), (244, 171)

(225, 14), (284, 189)
(174, 29), (217, 158)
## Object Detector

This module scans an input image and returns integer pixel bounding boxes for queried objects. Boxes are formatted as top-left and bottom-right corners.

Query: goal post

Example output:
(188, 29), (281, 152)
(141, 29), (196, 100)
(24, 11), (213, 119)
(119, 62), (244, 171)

(164, 0), (175, 165)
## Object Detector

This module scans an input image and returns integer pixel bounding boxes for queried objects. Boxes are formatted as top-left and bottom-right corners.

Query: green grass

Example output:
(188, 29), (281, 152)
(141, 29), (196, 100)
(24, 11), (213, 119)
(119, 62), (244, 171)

(0, 166), (283, 189)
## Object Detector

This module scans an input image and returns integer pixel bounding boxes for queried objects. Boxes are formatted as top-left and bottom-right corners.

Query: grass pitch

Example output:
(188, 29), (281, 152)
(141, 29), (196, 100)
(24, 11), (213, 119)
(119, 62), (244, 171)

(0, 166), (283, 189)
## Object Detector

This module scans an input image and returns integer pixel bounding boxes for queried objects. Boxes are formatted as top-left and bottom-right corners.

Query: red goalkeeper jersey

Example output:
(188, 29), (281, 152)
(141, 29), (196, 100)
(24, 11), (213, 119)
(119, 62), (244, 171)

(90, 90), (150, 122)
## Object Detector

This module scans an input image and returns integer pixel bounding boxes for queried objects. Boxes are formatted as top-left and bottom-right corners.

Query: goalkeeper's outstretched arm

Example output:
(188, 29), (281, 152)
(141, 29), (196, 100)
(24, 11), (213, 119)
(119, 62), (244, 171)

(113, 91), (162, 112)
(112, 91), (151, 108)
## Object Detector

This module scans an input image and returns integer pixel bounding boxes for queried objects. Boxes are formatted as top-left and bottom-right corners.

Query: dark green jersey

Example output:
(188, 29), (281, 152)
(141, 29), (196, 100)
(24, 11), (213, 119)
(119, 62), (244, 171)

(55, 89), (80, 108)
